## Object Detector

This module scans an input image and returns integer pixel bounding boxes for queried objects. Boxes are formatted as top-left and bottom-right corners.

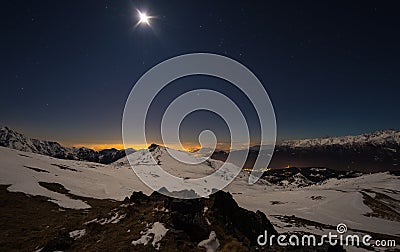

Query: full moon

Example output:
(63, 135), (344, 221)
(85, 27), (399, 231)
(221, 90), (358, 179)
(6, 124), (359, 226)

(138, 10), (150, 25)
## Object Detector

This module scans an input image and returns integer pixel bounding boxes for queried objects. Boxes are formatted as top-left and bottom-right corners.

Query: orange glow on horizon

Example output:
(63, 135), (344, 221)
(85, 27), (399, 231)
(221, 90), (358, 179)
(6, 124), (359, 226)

(65, 141), (257, 152)
(70, 143), (149, 151)
(69, 143), (199, 151)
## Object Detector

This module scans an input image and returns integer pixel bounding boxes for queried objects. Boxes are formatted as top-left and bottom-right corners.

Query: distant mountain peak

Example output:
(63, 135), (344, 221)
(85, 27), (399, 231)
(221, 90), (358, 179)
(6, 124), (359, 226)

(148, 143), (161, 152)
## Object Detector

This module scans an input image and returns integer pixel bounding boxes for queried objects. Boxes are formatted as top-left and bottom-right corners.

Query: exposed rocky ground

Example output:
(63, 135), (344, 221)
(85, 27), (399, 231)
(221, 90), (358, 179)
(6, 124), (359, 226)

(260, 167), (362, 187)
(0, 183), (345, 251)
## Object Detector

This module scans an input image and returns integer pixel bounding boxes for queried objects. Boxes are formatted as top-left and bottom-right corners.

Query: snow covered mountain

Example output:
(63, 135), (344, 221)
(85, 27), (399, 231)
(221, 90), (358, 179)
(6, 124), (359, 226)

(0, 145), (281, 251)
(212, 130), (400, 172)
(0, 144), (399, 246)
(0, 142), (400, 251)
(0, 126), (134, 164)
(280, 129), (400, 148)
(0, 126), (68, 158)
(273, 130), (400, 172)
(0, 128), (399, 250)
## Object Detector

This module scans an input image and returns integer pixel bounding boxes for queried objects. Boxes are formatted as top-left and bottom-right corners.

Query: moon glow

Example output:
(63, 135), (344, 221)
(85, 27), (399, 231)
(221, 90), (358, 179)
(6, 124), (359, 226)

(137, 10), (151, 25)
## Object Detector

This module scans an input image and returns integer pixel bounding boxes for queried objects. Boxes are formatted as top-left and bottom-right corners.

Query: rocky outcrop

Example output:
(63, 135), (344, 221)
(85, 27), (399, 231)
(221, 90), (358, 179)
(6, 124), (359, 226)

(129, 190), (278, 250)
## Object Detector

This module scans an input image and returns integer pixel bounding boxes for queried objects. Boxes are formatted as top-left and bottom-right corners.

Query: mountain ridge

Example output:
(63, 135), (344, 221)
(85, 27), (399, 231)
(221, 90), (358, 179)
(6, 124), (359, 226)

(0, 126), (134, 164)
(3, 126), (400, 171)
(211, 129), (400, 172)
(278, 129), (400, 148)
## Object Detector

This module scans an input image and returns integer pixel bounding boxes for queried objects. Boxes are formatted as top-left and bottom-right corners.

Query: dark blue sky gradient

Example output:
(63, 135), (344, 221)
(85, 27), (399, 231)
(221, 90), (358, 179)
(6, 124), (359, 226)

(1, 0), (399, 147)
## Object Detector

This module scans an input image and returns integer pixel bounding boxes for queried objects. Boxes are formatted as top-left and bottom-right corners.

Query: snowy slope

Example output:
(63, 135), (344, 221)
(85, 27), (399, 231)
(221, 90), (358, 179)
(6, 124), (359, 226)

(113, 145), (244, 197)
(228, 172), (400, 238)
(0, 145), (243, 206)
(0, 145), (399, 244)
(0, 146), (150, 209)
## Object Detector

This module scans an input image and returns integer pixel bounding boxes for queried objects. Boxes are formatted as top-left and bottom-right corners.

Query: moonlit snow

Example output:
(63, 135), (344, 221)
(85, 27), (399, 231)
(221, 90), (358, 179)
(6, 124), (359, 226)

(0, 145), (399, 241)
(131, 222), (169, 250)
(198, 231), (220, 252)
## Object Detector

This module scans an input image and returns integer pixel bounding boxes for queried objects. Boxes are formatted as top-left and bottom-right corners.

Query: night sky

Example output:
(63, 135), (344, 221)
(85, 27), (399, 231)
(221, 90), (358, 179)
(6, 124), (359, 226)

(2, 1), (399, 150)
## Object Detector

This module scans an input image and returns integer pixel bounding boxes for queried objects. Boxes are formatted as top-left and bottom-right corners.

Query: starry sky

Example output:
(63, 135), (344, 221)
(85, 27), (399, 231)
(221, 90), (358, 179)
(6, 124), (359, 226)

(1, 1), (400, 150)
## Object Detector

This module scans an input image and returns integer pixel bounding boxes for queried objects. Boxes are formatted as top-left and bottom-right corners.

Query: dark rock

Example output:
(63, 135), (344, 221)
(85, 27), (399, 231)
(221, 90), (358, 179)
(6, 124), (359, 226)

(129, 191), (148, 203)
(41, 232), (74, 252)
(147, 189), (278, 248)
(148, 143), (160, 152)
(208, 191), (278, 246)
